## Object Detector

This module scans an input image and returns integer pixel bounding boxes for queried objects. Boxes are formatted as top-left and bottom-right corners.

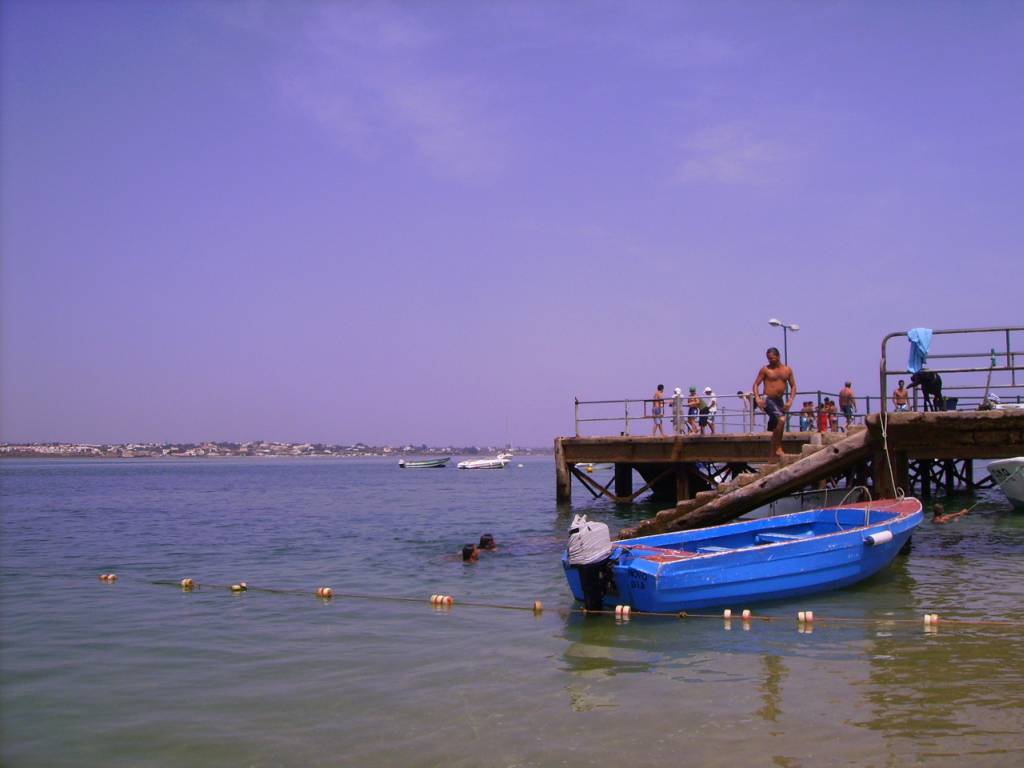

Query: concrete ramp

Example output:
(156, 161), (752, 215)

(618, 429), (873, 538)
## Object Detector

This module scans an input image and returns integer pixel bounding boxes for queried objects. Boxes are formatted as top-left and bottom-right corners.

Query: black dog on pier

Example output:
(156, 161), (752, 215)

(910, 371), (945, 411)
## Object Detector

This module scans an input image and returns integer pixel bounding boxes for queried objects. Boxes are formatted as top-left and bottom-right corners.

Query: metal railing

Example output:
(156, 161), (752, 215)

(879, 326), (1024, 412)
(573, 392), (870, 437)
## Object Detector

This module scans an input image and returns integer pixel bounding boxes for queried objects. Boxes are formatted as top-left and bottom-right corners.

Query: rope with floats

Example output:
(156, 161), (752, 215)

(82, 573), (1024, 632)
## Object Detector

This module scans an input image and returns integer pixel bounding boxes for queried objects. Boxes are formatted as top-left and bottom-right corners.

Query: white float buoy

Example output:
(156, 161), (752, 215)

(723, 609), (732, 619)
(533, 600), (543, 613)
(805, 610), (814, 623)
(798, 611), (806, 623)
(742, 609), (751, 620)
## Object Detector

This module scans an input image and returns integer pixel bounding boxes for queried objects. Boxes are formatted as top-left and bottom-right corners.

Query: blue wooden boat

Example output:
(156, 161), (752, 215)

(563, 499), (923, 612)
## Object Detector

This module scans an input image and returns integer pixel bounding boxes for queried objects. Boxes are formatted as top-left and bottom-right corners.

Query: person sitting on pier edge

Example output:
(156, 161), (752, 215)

(827, 398), (840, 432)
(462, 544), (479, 562)
(839, 381), (857, 430)
(687, 387), (701, 434)
(893, 379), (910, 412)
(799, 401), (815, 432)
(649, 384), (666, 436)
(478, 533), (497, 550)
(703, 387), (717, 434)
(753, 346), (797, 459)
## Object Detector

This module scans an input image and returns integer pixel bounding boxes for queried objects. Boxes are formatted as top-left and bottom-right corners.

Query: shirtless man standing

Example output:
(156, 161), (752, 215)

(753, 347), (797, 459)
(650, 384), (666, 436)
(839, 381), (857, 429)
(893, 380), (909, 412)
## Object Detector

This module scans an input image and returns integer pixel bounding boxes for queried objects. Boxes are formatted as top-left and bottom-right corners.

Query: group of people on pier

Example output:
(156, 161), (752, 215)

(647, 348), (921, 460)
(646, 384), (718, 437)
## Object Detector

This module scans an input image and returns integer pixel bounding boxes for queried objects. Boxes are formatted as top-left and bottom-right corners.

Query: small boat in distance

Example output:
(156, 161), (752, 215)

(398, 457), (450, 469)
(987, 457), (1024, 509)
(457, 453), (512, 470)
(563, 498), (923, 612)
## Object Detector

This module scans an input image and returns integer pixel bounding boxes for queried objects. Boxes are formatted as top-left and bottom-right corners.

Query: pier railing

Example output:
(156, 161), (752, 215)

(879, 326), (1024, 412)
(573, 392), (868, 437)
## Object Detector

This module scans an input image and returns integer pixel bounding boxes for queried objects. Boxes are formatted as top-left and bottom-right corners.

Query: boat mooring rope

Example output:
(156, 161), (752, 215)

(878, 408), (906, 500)
(76, 573), (1024, 633)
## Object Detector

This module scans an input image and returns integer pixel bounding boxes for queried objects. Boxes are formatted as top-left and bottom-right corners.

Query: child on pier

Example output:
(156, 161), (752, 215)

(799, 401), (815, 432)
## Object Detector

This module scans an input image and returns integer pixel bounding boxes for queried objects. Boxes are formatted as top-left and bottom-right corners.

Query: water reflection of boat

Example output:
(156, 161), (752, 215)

(987, 457), (1024, 509)
(398, 457), (450, 468)
(564, 499), (923, 612)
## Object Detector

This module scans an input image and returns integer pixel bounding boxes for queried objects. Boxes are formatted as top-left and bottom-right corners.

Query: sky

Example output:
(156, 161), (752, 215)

(2, 0), (1022, 447)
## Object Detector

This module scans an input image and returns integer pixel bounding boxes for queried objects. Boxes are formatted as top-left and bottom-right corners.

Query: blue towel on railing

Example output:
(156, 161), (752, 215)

(907, 328), (933, 373)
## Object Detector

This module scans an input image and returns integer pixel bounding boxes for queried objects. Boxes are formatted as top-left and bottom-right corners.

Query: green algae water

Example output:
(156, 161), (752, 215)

(2, 458), (1023, 767)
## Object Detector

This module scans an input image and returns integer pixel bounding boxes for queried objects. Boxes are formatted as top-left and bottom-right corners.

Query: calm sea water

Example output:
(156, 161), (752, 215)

(2, 457), (1023, 767)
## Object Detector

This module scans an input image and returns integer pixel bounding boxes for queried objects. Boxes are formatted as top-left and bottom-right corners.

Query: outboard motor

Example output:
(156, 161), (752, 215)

(567, 515), (614, 611)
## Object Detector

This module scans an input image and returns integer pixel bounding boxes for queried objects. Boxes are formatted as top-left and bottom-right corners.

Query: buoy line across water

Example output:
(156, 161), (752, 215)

(83, 575), (1018, 631)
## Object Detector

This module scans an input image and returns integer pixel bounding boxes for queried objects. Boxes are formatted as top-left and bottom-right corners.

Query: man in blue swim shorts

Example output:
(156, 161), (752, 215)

(650, 384), (665, 436)
(753, 347), (797, 460)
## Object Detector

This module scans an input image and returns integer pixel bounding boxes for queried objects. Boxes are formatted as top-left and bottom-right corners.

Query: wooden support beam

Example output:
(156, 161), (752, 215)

(873, 450), (909, 499)
(614, 463), (633, 499)
(675, 465), (691, 502)
(554, 438), (571, 503)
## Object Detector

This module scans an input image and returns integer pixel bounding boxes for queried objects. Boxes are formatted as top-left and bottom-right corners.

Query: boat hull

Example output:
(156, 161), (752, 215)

(563, 499), (922, 612)
(988, 457), (1024, 509)
(399, 458), (450, 468)
(456, 459), (509, 469)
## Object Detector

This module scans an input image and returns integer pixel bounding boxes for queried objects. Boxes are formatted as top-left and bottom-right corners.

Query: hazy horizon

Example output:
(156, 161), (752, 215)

(3, 1), (1022, 446)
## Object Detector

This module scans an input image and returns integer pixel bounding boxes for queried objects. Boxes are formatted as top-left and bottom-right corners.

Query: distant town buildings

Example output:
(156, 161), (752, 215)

(0, 441), (546, 459)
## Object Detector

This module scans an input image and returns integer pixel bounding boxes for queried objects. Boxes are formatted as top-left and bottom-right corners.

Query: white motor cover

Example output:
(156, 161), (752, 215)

(567, 514), (612, 565)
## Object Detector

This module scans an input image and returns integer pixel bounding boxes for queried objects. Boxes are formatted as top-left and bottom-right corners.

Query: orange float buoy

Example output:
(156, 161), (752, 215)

(180, 578), (195, 590)
(317, 587), (333, 598)
(533, 600), (543, 613)
(741, 609), (751, 620)
(443, 595), (454, 606)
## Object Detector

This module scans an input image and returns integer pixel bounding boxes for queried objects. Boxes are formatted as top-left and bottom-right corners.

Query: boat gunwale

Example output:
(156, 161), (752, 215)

(617, 499), (923, 568)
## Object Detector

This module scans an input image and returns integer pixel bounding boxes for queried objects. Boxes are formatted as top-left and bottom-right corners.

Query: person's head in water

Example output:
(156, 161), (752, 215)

(932, 503), (944, 516)
(462, 544), (479, 562)
(478, 534), (496, 550)
(766, 347), (781, 365)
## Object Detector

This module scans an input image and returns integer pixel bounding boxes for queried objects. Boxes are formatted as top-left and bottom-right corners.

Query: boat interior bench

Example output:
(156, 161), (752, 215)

(755, 531), (814, 545)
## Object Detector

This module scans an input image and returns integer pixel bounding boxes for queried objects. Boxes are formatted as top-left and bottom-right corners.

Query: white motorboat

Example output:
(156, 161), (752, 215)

(988, 457), (1024, 510)
(457, 455), (511, 470)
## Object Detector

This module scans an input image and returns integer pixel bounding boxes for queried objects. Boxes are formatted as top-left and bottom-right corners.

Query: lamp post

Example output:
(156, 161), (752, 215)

(768, 318), (799, 365)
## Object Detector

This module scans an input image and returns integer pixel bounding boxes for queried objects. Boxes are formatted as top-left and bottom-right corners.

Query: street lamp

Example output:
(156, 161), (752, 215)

(768, 318), (799, 365)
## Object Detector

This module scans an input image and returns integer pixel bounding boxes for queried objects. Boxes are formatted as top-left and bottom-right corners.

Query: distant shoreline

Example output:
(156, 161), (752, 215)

(1, 444), (552, 460)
